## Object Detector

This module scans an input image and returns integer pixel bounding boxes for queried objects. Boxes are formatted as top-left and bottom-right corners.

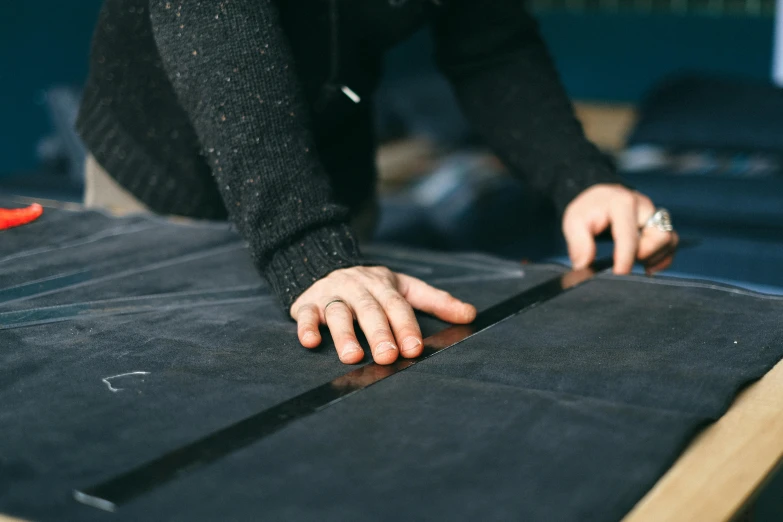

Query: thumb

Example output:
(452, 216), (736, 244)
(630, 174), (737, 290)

(564, 220), (597, 270)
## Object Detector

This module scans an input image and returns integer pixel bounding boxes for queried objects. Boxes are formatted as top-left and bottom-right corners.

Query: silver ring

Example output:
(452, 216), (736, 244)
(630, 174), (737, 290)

(323, 299), (347, 314)
(643, 208), (674, 233)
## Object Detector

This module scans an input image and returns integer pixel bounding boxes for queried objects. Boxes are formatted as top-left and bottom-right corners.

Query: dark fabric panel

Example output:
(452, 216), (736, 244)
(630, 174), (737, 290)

(123, 374), (702, 522)
(415, 275), (783, 416)
(1, 207), (781, 521)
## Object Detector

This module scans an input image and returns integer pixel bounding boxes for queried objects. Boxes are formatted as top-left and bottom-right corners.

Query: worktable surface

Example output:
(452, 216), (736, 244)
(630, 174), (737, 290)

(2, 200), (781, 521)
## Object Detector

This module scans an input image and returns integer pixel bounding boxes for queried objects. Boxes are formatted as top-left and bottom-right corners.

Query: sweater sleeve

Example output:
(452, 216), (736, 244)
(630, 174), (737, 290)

(433, 0), (625, 216)
(148, 0), (362, 309)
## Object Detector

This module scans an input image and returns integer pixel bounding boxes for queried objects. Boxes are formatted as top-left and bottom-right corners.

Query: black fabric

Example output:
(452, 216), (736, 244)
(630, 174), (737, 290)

(2, 205), (783, 521)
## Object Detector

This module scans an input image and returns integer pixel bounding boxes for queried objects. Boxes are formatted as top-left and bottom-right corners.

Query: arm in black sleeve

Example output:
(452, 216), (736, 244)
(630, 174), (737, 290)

(433, 1), (625, 216)
(148, 0), (362, 309)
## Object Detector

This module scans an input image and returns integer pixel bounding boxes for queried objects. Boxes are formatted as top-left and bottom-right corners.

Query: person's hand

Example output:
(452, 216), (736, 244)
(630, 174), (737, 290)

(562, 184), (679, 275)
(290, 266), (477, 365)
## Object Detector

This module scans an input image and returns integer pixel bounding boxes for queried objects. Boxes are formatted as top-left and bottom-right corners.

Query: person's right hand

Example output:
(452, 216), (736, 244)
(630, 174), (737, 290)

(290, 266), (477, 365)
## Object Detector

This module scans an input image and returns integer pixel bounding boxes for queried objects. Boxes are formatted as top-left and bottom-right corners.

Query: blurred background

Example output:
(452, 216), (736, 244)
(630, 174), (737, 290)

(1, 1), (782, 516)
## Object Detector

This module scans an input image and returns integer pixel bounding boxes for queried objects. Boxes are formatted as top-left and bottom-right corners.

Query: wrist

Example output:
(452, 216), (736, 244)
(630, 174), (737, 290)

(261, 223), (364, 309)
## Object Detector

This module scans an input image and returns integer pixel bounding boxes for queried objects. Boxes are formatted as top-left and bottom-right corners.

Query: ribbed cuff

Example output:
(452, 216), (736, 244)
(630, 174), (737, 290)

(76, 89), (160, 204)
(262, 223), (365, 310)
(551, 160), (629, 217)
(76, 88), (226, 219)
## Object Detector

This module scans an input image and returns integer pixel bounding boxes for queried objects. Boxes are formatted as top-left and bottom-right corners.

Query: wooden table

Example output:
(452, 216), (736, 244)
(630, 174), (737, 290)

(626, 359), (783, 521)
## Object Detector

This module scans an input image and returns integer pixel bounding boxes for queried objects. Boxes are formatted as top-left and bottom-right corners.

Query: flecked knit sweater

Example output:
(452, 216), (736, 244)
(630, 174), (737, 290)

(77, 0), (624, 309)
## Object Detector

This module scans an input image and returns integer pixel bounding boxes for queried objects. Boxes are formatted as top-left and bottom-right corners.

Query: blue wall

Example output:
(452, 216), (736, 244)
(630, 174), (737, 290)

(0, 1), (103, 176)
(538, 13), (775, 101)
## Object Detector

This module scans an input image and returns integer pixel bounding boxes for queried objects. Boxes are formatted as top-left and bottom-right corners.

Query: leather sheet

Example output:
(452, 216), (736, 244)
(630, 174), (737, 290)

(2, 205), (782, 521)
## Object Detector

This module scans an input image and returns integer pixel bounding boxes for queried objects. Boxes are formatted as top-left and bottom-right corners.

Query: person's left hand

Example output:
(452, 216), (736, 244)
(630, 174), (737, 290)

(562, 184), (679, 275)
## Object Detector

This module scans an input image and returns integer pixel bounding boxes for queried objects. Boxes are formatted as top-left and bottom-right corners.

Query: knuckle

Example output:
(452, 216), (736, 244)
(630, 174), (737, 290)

(349, 266), (367, 278)
(291, 302), (311, 320)
(322, 297), (350, 317)
(326, 271), (349, 287)
(612, 191), (635, 207)
(383, 291), (408, 310)
(370, 328), (393, 341)
(374, 266), (393, 277)
(321, 295), (342, 308)
(373, 266), (396, 283)
(361, 266), (381, 277)
(356, 269), (379, 286)
(345, 275), (366, 288)
(357, 295), (381, 314)
(326, 268), (347, 279)
(335, 328), (355, 340)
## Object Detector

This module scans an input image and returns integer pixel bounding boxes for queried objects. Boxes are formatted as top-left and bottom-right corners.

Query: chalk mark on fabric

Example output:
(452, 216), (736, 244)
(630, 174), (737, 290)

(102, 372), (150, 393)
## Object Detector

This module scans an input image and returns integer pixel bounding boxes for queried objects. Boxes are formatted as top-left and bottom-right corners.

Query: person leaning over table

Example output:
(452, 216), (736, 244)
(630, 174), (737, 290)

(77, 0), (679, 365)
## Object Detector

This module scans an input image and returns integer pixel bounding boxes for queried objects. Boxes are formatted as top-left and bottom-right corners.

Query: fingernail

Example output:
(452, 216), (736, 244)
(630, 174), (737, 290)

(375, 341), (397, 355)
(401, 336), (421, 355)
(342, 343), (362, 356)
(303, 331), (318, 342)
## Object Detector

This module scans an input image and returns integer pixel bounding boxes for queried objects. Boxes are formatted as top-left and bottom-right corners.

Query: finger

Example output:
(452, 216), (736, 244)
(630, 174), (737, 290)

(635, 193), (657, 228)
(323, 300), (364, 364)
(397, 274), (476, 324)
(373, 287), (423, 359)
(672, 230), (680, 249)
(644, 243), (673, 268)
(610, 195), (640, 274)
(646, 253), (675, 275)
(644, 232), (678, 273)
(351, 292), (399, 365)
(640, 226), (679, 265)
(637, 228), (674, 262)
(295, 304), (321, 349)
(563, 219), (597, 270)
(636, 193), (673, 262)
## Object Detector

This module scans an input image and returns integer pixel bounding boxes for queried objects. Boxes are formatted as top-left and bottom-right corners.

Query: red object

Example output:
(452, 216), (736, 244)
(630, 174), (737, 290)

(0, 203), (44, 230)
